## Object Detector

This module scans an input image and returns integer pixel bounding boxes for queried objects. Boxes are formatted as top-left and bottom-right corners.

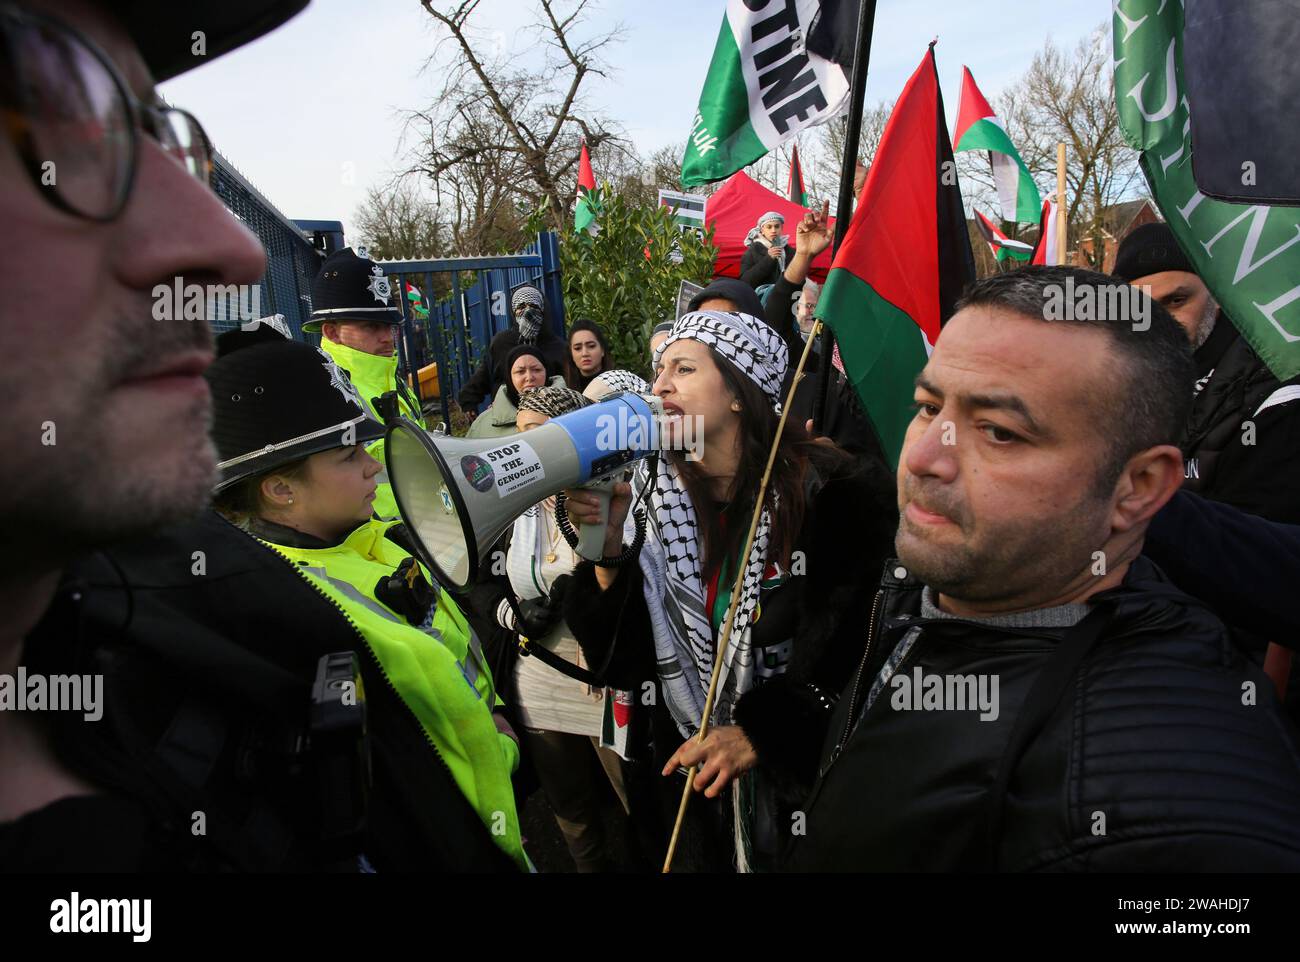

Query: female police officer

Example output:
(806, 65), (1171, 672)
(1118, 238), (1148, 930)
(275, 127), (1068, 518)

(207, 326), (530, 871)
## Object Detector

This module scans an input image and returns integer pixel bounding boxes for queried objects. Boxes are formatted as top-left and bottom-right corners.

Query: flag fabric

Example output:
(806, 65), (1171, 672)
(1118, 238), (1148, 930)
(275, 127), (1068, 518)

(574, 141), (597, 233)
(1115, 1), (1300, 381)
(681, 0), (852, 187)
(815, 44), (976, 468)
(1180, 0), (1300, 205)
(954, 66), (1041, 224)
(974, 210), (1033, 263)
(787, 143), (809, 206)
(1029, 199), (1059, 266)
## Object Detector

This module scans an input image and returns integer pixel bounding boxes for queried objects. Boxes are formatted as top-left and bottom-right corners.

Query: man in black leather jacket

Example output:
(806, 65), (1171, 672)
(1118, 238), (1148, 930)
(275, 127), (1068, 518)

(786, 267), (1300, 871)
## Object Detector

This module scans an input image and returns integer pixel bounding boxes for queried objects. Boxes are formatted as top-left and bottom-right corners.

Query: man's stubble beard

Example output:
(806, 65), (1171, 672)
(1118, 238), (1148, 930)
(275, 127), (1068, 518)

(896, 480), (1113, 609)
(1, 303), (217, 561)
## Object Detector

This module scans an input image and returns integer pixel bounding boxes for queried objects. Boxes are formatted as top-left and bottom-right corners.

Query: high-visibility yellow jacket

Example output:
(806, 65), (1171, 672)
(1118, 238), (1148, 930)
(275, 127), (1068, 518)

(319, 338), (428, 520)
(262, 517), (529, 870)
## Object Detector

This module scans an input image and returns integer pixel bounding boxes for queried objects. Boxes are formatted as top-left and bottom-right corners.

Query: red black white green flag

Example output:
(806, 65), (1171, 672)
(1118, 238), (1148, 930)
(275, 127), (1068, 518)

(973, 209), (1032, 263)
(787, 143), (809, 207)
(814, 44), (976, 468)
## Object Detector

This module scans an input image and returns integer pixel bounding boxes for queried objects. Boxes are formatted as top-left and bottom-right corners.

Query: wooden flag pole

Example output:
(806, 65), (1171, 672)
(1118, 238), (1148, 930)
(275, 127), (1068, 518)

(1055, 142), (1067, 265)
(661, 315), (825, 874)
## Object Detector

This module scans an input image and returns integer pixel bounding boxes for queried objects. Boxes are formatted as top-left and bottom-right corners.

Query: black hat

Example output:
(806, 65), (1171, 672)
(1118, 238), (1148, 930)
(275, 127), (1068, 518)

(110, 1), (309, 83)
(207, 339), (384, 492)
(304, 247), (402, 333)
(1113, 222), (1196, 282)
(687, 277), (765, 318)
(214, 315), (292, 357)
(504, 343), (550, 407)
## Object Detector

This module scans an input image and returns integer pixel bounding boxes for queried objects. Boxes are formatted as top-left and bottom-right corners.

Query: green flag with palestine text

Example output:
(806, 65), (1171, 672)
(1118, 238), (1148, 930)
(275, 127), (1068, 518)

(682, 0), (851, 187)
(1114, 0), (1300, 381)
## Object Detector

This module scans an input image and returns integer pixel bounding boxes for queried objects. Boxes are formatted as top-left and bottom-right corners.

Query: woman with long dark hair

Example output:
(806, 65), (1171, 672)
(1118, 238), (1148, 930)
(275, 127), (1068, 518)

(560, 310), (897, 871)
(564, 317), (613, 392)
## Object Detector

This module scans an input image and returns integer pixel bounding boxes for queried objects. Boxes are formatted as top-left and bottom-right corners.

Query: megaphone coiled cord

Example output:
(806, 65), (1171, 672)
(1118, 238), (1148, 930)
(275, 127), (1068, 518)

(554, 492), (647, 568)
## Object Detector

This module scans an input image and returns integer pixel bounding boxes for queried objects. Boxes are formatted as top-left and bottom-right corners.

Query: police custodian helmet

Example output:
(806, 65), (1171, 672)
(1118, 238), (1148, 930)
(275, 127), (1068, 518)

(302, 247), (404, 334)
(207, 328), (385, 492)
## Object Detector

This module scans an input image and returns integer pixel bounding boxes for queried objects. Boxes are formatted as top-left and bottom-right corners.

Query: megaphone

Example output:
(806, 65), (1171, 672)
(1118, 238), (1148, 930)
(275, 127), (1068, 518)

(384, 392), (664, 593)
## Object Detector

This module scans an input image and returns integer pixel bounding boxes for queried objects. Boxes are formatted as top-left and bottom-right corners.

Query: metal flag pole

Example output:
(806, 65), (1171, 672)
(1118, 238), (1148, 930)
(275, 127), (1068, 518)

(812, 0), (879, 433)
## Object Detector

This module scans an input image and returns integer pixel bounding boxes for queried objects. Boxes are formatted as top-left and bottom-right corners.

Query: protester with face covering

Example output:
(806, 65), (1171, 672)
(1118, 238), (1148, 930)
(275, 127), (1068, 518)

(457, 285), (566, 415)
(565, 317), (613, 392)
(465, 343), (566, 439)
(739, 211), (795, 290)
(560, 311), (898, 872)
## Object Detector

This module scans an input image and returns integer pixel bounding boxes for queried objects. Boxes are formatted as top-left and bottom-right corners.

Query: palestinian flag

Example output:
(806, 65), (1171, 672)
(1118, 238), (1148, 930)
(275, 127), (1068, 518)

(681, 0), (852, 187)
(1115, 0), (1300, 381)
(1029, 199), (1059, 266)
(954, 67), (1041, 224)
(787, 143), (809, 206)
(574, 141), (597, 233)
(814, 44), (976, 468)
(974, 210), (1032, 263)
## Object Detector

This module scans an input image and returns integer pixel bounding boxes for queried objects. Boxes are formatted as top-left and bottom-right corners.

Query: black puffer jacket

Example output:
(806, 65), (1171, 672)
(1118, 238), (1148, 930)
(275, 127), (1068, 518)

(786, 557), (1300, 871)
(1183, 317), (1300, 524)
(739, 240), (796, 289)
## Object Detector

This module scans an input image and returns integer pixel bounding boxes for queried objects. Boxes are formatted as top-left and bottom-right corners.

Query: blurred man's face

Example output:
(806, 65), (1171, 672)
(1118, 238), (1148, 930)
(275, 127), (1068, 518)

(0, 0), (266, 568)
(896, 306), (1121, 611)
(760, 220), (782, 241)
(796, 289), (819, 333)
(323, 320), (396, 357)
(1128, 270), (1218, 350)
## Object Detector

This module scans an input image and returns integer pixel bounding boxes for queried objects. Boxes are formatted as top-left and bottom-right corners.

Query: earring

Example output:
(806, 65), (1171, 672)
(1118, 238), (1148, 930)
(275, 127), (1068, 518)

(287, 497), (294, 505)
(731, 401), (742, 412)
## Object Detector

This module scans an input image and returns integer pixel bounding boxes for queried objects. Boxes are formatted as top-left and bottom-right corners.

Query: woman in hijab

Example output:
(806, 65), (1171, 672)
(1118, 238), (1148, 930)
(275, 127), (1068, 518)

(739, 211), (795, 290)
(561, 311), (897, 872)
(564, 317), (613, 392)
(465, 343), (566, 439)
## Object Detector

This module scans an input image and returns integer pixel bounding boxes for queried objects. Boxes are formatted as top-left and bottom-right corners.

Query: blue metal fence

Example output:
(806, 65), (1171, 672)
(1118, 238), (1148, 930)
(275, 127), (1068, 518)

(206, 157), (565, 428)
(378, 232), (565, 424)
(209, 153), (320, 338)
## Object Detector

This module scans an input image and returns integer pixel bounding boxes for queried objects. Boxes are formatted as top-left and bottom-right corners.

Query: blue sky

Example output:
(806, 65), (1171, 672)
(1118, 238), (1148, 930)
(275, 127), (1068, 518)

(161, 0), (1111, 238)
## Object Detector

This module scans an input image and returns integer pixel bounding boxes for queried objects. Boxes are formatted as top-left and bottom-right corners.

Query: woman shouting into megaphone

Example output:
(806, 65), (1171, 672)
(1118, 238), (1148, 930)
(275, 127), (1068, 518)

(560, 310), (897, 872)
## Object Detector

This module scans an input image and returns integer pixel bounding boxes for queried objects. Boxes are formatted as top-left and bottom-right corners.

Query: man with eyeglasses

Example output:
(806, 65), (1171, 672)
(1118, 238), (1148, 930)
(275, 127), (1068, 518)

(0, 1), (522, 873)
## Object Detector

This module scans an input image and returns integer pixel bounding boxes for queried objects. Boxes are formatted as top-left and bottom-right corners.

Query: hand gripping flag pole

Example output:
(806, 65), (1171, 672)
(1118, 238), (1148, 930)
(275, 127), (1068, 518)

(661, 315), (826, 874)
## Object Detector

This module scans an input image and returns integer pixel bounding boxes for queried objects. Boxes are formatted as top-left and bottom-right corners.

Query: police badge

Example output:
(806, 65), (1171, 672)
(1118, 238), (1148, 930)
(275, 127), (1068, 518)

(366, 265), (392, 306)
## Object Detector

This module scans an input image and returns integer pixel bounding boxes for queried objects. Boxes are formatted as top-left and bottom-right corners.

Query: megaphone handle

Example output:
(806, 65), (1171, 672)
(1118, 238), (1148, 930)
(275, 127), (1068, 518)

(576, 486), (611, 560)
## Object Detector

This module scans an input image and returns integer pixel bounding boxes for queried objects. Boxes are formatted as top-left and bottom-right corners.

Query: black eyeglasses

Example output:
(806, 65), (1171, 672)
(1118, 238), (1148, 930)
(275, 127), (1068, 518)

(0, 4), (213, 222)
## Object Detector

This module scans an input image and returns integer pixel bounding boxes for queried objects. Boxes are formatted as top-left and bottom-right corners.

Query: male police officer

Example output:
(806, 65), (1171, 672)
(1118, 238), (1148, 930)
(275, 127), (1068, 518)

(304, 247), (429, 519)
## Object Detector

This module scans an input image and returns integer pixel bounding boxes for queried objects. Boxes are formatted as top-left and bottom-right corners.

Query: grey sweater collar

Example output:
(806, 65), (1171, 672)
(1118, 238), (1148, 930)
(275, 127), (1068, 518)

(919, 586), (1088, 629)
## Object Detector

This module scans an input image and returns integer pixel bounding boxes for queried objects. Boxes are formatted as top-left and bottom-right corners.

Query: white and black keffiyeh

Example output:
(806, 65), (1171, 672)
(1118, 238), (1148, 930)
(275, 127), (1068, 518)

(584, 369), (650, 401)
(512, 286), (545, 344)
(625, 455), (772, 741)
(628, 309), (789, 739)
(657, 311), (789, 412)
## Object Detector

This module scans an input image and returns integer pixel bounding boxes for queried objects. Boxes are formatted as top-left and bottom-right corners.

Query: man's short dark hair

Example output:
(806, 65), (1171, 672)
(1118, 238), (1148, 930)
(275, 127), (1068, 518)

(955, 265), (1194, 492)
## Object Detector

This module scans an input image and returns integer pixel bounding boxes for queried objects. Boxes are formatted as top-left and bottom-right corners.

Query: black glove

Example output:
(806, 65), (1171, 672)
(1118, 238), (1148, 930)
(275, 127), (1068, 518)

(517, 597), (558, 639)
(374, 557), (436, 626)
